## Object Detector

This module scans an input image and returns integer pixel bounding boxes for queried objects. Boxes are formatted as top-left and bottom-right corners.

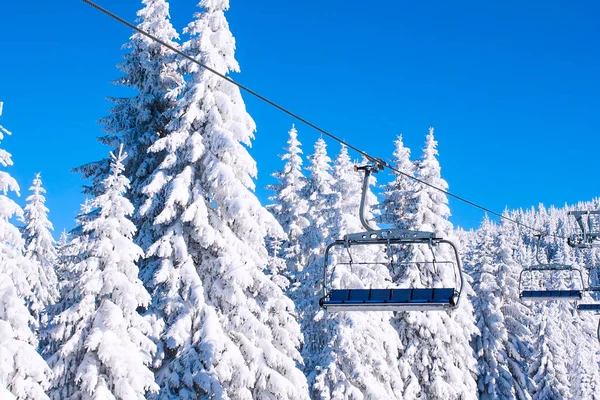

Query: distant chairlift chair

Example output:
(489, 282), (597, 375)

(319, 162), (464, 312)
(519, 235), (584, 302)
(568, 210), (600, 249)
(577, 267), (600, 312)
(576, 268), (600, 345)
(575, 303), (600, 345)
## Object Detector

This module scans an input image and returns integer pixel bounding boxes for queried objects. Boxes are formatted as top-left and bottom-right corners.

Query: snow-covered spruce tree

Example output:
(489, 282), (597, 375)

(393, 127), (478, 398)
(303, 145), (405, 399)
(288, 138), (333, 366)
(569, 309), (600, 399)
(48, 146), (158, 399)
(21, 173), (59, 327)
(76, 0), (183, 233)
(266, 124), (310, 277)
(301, 137), (338, 267)
(377, 134), (416, 230)
(0, 102), (51, 399)
(470, 216), (515, 399)
(528, 305), (571, 399)
(138, 1), (309, 398)
(496, 216), (535, 400)
(292, 137), (338, 380)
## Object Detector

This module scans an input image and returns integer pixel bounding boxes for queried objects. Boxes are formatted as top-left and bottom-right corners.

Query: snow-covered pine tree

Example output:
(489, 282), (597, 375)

(266, 124), (310, 276)
(292, 137), (338, 382)
(378, 134), (416, 230)
(0, 102), (51, 399)
(301, 137), (338, 267)
(21, 173), (59, 327)
(138, 1), (309, 398)
(393, 127), (478, 398)
(496, 216), (535, 400)
(528, 305), (571, 399)
(48, 146), (158, 399)
(77, 0), (183, 241)
(470, 216), (516, 399)
(305, 145), (405, 399)
(568, 309), (600, 399)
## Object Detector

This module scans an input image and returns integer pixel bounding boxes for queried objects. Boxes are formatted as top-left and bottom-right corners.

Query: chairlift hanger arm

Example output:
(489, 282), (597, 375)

(355, 163), (384, 232)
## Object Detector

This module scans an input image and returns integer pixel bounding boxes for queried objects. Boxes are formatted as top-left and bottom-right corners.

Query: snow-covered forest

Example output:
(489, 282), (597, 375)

(1, 0), (600, 399)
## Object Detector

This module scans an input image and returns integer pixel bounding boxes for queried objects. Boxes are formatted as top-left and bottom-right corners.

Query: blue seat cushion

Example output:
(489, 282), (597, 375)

(521, 290), (582, 299)
(578, 303), (600, 311)
(326, 288), (456, 305)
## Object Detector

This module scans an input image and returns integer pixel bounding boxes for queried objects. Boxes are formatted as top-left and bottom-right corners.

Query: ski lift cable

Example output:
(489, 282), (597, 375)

(82, 0), (567, 241)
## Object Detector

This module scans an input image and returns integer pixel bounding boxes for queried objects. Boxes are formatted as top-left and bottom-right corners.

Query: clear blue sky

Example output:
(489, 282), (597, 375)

(1, 0), (599, 236)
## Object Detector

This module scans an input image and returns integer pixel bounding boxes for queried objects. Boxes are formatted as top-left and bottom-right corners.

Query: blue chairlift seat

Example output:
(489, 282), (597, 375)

(320, 288), (458, 311)
(519, 289), (582, 301)
(577, 303), (600, 311)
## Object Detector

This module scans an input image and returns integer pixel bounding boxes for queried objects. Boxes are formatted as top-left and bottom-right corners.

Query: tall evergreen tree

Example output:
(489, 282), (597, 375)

(393, 127), (478, 398)
(21, 173), (59, 326)
(496, 216), (535, 400)
(266, 124), (310, 276)
(139, 1), (309, 398)
(470, 217), (516, 399)
(49, 146), (158, 399)
(301, 138), (338, 267)
(292, 138), (338, 381)
(0, 103), (51, 399)
(529, 305), (571, 399)
(569, 311), (600, 399)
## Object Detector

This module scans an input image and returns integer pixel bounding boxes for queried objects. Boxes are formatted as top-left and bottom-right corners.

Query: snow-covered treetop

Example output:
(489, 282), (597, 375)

(306, 138), (334, 196)
(23, 174), (55, 253)
(57, 230), (68, 248)
(412, 126), (452, 236)
(392, 134), (413, 174)
(22, 173), (59, 310)
(93, 144), (136, 235)
(378, 134), (416, 229)
(0, 102), (21, 222)
(81, 144), (139, 252)
(199, 0), (230, 14)
(0, 101), (9, 137)
(280, 124), (304, 185)
(267, 124), (309, 236)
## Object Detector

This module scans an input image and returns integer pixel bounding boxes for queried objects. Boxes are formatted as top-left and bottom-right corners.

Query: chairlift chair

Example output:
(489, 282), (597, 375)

(519, 235), (584, 302)
(319, 162), (464, 312)
(576, 294), (600, 346)
(577, 303), (600, 312)
(585, 266), (600, 292)
(577, 268), (600, 311)
(568, 211), (600, 249)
